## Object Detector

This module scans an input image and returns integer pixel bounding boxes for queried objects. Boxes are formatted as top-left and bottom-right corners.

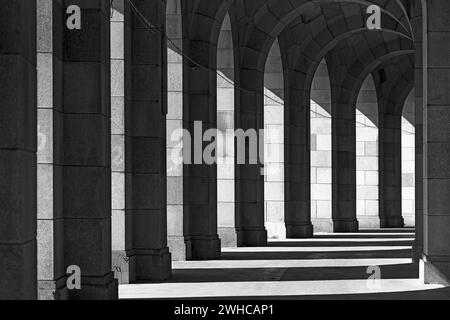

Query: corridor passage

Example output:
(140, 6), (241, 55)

(4, 0), (450, 301)
(120, 230), (450, 300)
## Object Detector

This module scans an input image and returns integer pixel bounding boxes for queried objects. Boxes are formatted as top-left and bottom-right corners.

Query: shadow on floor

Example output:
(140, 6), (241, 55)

(267, 240), (413, 247)
(174, 288), (450, 301)
(120, 228), (450, 300)
(219, 249), (412, 260)
(169, 263), (419, 283)
(187, 287), (450, 300)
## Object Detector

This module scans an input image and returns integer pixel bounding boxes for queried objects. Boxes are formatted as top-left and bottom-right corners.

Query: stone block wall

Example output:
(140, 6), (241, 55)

(162, 14), (416, 243)
(356, 76), (380, 229)
(310, 60), (333, 232)
(166, 0), (184, 260)
(264, 40), (285, 239)
(402, 90), (415, 227)
(217, 14), (236, 247)
(110, 0), (128, 283)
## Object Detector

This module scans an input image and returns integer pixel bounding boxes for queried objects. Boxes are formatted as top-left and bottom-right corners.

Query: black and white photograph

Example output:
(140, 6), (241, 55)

(1, 0), (450, 309)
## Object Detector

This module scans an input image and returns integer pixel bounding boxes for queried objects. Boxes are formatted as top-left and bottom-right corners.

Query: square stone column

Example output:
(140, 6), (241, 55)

(182, 10), (223, 259)
(110, 0), (130, 284)
(378, 113), (404, 228)
(0, 0), (37, 300)
(124, 0), (172, 281)
(331, 102), (359, 232)
(235, 78), (268, 247)
(183, 63), (222, 258)
(60, 0), (117, 299)
(166, 0), (186, 260)
(284, 72), (313, 238)
(326, 49), (361, 233)
(421, 0), (450, 285)
(36, 0), (67, 299)
(217, 13), (237, 247)
(411, 0), (424, 261)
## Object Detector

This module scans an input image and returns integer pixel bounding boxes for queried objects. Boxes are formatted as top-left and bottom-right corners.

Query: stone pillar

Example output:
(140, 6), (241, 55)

(331, 103), (358, 232)
(0, 0), (37, 300)
(183, 9), (221, 259)
(278, 26), (331, 237)
(411, 0), (424, 261)
(36, 0), (67, 299)
(421, 0), (450, 284)
(166, 0), (186, 260)
(373, 57), (414, 230)
(110, 0), (129, 285)
(401, 91), (416, 227)
(263, 40), (286, 239)
(229, 4), (268, 247)
(284, 70), (313, 238)
(355, 76), (380, 229)
(328, 69), (359, 233)
(309, 60), (333, 232)
(217, 13), (237, 247)
(235, 69), (267, 246)
(379, 113), (404, 228)
(61, 0), (117, 299)
(124, 0), (171, 281)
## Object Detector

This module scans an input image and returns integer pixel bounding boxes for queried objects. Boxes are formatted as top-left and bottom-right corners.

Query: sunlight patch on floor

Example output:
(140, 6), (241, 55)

(119, 279), (444, 299)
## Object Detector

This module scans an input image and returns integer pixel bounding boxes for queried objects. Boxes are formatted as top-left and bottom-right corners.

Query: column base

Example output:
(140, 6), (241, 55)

(412, 241), (423, 262)
(0, 241), (37, 300)
(38, 278), (69, 300)
(185, 235), (221, 260)
(128, 247), (172, 282)
(112, 250), (130, 284)
(218, 227), (238, 248)
(358, 216), (380, 229)
(333, 219), (359, 233)
(380, 217), (404, 228)
(420, 256), (450, 286)
(311, 218), (333, 233)
(286, 223), (313, 238)
(67, 271), (118, 300)
(168, 236), (187, 261)
(237, 229), (268, 247)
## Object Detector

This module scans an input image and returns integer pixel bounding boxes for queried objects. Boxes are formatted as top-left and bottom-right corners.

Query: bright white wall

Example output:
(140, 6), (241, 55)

(356, 76), (380, 228)
(264, 40), (285, 239)
(310, 59), (333, 232)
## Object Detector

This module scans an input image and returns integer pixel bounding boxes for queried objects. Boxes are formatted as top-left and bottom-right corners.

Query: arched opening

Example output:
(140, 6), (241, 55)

(217, 13), (236, 247)
(166, 0), (185, 260)
(401, 90), (415, 227)
(263, 39), (285, 239)
(356, 75), (380, 229)
(13, 0), (450, 301)
(310, 59), (333, 233)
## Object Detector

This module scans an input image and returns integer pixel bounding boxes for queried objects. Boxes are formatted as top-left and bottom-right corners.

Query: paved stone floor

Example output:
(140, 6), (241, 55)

(120, 229), (450, 300)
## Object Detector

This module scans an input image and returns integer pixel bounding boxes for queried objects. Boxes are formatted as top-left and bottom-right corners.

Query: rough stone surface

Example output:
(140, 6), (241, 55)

(5, 0), (450, 300)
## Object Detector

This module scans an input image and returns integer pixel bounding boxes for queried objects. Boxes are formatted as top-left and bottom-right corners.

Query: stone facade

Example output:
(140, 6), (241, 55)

(2, 0), (450, 299)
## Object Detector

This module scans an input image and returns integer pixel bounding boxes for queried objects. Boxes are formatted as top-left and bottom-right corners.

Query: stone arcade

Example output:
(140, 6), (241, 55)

(0, 0), (450, 299)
